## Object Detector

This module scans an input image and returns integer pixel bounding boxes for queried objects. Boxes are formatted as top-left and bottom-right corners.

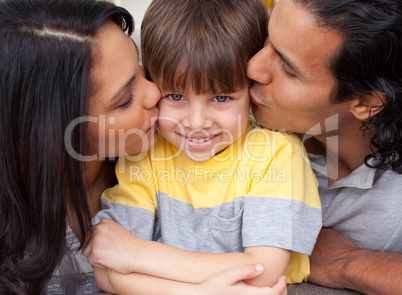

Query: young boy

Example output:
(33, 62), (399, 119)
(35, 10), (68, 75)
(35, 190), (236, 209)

(92, 0), (321, 289)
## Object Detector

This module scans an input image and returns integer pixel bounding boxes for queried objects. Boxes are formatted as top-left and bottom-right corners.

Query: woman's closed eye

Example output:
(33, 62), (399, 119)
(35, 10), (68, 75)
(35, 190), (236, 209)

(118, 93), (134, 109)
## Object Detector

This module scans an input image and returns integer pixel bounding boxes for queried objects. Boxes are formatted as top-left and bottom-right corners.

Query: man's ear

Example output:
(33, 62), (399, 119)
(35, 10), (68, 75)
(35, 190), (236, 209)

(350, 91), (386, 121)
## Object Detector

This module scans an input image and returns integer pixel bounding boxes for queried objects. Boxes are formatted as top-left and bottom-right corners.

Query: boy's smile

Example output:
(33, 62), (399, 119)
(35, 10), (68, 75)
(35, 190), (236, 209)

(158, 87), (250, 162)
(184, 133), (214, 149)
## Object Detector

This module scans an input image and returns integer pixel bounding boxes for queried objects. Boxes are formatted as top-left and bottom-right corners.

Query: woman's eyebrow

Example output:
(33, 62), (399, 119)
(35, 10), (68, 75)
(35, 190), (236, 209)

(111, 74), (136, 101)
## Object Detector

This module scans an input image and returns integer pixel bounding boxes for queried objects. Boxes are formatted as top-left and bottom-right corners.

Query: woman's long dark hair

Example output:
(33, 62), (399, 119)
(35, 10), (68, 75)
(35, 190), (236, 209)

(0, 0), (133, 293)
(294, 0), (402, 173)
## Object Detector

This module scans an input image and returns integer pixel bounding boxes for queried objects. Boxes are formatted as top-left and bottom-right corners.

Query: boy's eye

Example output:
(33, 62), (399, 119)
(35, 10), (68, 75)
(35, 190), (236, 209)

(214, 96), (229, 103)
(169, 94), (183, 101)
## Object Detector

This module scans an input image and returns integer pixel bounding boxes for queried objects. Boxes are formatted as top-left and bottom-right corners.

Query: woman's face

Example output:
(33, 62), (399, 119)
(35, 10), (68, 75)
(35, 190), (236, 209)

(88, 21), (160, 159)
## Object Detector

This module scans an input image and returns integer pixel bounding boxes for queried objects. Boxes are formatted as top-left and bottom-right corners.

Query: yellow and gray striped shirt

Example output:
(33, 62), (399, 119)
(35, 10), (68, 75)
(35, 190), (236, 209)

(96, 121), (322, 283)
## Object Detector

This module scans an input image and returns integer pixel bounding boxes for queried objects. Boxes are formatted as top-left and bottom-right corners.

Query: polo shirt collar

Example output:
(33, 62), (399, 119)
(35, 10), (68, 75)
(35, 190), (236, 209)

(308, 153), (376, 190)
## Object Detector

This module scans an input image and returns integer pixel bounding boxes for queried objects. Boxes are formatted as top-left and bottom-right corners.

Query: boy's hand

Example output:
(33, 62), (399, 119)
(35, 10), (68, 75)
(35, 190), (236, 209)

(198, 264), (288, 295)
(83, 219), (139, 273)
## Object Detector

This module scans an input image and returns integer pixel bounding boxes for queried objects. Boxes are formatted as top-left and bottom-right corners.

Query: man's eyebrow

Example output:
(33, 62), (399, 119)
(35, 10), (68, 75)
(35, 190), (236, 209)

(111, 74), (136, 101)
(272, 46), (303, 77)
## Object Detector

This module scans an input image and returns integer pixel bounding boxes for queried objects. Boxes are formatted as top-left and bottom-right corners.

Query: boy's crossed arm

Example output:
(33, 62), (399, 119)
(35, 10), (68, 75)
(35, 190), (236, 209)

(85, 219), (290, 288)
(127, 238), (290, 287)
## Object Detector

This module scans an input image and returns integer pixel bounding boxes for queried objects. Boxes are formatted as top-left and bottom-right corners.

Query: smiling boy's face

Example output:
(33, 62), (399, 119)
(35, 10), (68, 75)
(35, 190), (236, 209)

(157, 86), (250, 162)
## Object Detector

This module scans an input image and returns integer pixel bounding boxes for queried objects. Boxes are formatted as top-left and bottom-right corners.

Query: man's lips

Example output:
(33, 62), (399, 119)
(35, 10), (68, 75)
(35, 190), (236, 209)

(249, 87), (263, 105)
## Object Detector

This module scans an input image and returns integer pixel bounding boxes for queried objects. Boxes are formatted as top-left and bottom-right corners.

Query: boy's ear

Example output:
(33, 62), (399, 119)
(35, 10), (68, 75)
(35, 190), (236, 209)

(350, 91), (386, 121)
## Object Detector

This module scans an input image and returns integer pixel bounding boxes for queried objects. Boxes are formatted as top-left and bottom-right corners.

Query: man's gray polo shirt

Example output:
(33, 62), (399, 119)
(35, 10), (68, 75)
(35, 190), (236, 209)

(309, 154), (402, 253)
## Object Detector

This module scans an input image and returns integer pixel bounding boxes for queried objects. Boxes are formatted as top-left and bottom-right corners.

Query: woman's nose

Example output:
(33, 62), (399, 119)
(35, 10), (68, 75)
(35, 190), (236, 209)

(143, 79), (161, 109)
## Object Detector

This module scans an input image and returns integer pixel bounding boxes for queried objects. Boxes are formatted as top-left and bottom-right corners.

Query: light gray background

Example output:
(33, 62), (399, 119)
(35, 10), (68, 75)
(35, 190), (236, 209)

(117, 0), (153, 58)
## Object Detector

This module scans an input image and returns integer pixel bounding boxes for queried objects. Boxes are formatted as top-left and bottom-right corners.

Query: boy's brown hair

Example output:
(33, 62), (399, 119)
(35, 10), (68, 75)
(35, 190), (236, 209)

(141, 0), (268, 94)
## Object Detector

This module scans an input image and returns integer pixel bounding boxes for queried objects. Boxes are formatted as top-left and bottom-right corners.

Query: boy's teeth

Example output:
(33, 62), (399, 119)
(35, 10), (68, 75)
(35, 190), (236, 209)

(189, 137), (210, 143)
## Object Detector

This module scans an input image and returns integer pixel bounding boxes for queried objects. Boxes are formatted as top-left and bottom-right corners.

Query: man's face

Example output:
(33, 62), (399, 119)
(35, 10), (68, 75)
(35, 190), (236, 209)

(247, 0), (354, 136)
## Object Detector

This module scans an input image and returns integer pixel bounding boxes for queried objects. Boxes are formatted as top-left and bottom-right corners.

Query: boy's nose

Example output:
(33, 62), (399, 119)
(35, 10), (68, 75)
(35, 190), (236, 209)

(184, 109), (213, 130)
